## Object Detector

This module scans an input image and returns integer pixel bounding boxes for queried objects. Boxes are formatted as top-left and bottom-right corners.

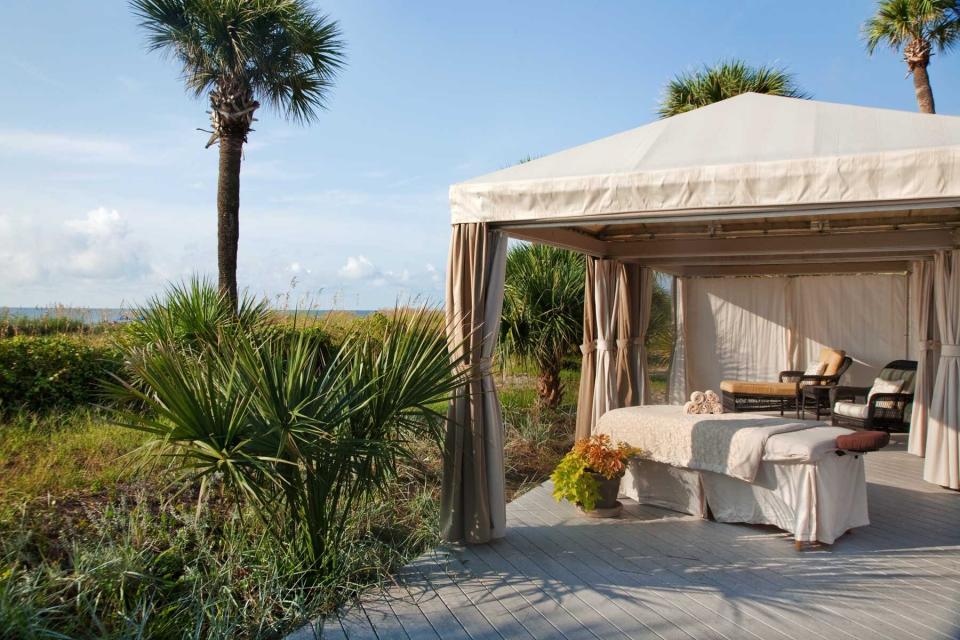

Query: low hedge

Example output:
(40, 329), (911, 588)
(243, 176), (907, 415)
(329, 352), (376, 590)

(0, 336), (123, 412)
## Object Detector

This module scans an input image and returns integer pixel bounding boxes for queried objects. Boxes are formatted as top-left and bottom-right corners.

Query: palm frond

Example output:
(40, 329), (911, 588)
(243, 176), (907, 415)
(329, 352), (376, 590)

(658, 59), (807, 118)
(130, 0), (346, 122)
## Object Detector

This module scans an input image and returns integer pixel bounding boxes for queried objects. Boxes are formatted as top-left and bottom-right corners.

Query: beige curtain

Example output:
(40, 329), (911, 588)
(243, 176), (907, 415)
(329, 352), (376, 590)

(575, 258), (597, 440)
(441, 223), (508, 543)
(576, 259), (654, 439)
(924, 249), (960, 490)
(909, 261), (939, 457)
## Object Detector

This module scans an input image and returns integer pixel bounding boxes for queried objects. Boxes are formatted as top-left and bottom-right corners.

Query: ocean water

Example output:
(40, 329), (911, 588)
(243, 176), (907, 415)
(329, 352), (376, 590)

(1, 307), (376, 324)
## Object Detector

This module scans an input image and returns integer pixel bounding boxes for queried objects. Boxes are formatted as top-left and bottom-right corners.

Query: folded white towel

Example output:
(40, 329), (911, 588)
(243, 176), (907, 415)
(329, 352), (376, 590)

(683, 390), (723, 415)
(704, 389), (719, 404)
(690, 391), (705, 405)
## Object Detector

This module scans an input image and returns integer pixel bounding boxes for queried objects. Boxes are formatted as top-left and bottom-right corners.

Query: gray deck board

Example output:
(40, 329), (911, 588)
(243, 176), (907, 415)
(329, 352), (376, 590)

(295, 436), (960, 639)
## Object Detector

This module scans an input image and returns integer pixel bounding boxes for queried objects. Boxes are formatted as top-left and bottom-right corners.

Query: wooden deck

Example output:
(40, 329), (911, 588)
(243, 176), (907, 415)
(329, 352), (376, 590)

(293, 436), (960, 640)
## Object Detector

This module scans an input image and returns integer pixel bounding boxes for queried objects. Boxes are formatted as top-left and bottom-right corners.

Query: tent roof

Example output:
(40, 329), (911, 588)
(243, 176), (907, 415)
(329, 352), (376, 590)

(450, 93), (960, 228)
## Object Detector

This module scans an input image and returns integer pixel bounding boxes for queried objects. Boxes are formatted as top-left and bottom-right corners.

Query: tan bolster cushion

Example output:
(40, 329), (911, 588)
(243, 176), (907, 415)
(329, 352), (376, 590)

(720, 380), (797, 397)
(819, 347), (846, 376)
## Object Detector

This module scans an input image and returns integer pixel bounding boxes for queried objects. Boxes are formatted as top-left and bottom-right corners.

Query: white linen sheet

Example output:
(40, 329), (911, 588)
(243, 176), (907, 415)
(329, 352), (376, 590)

(621, 453), (868, 544)
(597, 405), (820, 482)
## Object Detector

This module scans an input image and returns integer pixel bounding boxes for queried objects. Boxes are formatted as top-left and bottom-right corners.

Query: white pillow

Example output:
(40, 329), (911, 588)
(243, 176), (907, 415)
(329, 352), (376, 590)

(868, 377), (904, 408)
(799, 361), (828, 387)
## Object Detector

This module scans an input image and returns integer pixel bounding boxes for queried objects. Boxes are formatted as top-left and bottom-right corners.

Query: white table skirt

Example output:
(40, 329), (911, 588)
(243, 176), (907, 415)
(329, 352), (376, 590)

(621, 453), (869, 544)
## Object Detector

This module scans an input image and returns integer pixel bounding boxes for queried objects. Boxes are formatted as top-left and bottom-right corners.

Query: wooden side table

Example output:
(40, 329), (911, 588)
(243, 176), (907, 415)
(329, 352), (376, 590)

(800, 384), (834, 421)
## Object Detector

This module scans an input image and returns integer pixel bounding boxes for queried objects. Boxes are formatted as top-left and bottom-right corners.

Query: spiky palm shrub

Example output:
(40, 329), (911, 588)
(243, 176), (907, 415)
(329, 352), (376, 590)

(864, 0), (960, 114)
(658, 60), (807, 118)
(124, 277), (272, 351)
(111, 306), (461, 573)
(131, 0), (345, 306)
(501, 244), (585, 409)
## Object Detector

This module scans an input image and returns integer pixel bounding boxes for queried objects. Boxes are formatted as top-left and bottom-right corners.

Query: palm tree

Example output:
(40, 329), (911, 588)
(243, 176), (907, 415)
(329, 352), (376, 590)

(500, 243), (585, 409)
(131, 0), (345, 307)
(863, 0), (960, 114)
(658, 60), (807, 118)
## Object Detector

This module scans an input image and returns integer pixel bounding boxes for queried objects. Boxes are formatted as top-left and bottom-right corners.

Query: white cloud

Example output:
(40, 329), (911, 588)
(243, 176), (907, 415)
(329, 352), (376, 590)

(0, 207), (153, 285)
(337, 255), (412, 287)
(0, 130), (137, 164)
(425, 262), (440, 283)
(339, 255), (378, 280)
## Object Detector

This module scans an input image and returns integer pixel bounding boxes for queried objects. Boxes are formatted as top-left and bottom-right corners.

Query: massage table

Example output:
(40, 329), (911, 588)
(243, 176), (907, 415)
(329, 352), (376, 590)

(596, 405), (878, 547)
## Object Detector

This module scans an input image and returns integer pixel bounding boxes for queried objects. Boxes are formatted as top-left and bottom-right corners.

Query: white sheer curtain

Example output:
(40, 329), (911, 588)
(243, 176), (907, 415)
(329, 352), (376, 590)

(909, 261), (938, 457)
(789, 275), (907, 384)
(669, 273), (909, 396)
(924, 250), (960, 490)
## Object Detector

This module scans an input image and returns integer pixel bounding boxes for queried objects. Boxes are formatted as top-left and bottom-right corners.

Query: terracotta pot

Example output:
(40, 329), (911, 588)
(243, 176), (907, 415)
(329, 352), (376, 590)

(586, 471), (622, 510)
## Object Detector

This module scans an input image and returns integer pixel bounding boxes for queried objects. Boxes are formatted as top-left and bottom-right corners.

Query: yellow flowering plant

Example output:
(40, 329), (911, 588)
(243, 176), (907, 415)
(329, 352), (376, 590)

(550, 435), (639, 510)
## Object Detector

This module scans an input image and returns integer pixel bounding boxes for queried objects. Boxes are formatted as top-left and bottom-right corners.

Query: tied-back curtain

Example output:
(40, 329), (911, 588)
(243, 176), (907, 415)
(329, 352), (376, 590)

(441, 223), (508, 543)
(616, 265), (654, 407)
(575, 259), (598, 440)
(575, 259), (654, 439)
(667, 276), (690, 405)
(924, 249), (960, 490)
(909, 260), (939, 457)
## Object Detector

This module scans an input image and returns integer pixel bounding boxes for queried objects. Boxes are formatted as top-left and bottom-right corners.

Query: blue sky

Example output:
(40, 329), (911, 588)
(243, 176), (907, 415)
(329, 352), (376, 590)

(2, 1), (959, 309)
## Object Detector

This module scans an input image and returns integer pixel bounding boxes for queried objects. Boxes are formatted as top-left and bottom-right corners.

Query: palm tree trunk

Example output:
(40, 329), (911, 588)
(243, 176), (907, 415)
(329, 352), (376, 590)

(912, 63), (936, 114)
(217, 131), (243, 308)
(537, 363), (564, 409)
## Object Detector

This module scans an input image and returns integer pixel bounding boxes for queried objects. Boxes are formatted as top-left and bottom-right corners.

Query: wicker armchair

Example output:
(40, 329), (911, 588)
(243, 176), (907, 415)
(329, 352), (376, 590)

(779, 356), (852, 388)
(830, 360), (917, 433)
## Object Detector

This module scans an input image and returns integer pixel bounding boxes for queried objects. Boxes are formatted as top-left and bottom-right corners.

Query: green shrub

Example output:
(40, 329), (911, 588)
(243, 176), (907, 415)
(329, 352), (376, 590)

(0, 337), (122, 412)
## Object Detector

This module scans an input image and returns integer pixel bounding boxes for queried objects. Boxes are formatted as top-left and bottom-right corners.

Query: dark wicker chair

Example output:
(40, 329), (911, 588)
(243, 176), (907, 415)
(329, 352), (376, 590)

(785, 356), (853, 418)
(830, 360), (917, 433)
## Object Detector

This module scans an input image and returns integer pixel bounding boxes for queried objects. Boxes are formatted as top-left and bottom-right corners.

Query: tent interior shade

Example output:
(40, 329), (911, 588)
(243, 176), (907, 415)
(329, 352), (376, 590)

(450, 94), (960, 272)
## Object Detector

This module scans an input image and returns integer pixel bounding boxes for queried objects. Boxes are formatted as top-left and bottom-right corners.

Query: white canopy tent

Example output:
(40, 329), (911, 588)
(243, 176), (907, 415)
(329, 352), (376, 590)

(442, 94), (960, 544)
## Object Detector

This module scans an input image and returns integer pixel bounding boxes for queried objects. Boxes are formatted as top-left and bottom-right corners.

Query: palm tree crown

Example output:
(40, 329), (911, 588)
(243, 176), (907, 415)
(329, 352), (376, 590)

(132, 0), (345, 141)
(658, 60), (807, 119)
(863, 0), (960, 113)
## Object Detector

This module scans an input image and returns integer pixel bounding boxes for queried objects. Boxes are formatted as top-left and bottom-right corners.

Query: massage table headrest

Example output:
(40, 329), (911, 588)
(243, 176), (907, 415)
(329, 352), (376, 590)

(835, 431), (890, 453)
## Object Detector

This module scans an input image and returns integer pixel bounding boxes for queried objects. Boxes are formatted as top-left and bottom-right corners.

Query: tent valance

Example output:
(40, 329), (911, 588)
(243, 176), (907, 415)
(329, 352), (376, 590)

(451, 94), (960, 227)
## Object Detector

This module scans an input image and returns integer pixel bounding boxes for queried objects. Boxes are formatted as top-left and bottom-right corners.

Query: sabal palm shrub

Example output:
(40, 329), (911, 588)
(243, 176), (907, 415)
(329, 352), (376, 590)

(658, 60), (807, 118)
(112, 306), (462, 573)
(501, 244), (585, 409)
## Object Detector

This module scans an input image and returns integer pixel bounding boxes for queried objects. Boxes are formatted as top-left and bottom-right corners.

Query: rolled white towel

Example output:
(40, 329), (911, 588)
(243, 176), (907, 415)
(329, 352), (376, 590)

(704, 389), (719, 404)
(709, 401), (723, 415)
(682, 400), (696, 415)
(690, 391), (705, 405)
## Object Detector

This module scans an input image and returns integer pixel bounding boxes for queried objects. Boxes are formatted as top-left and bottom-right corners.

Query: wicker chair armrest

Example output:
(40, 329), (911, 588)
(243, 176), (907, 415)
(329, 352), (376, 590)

(831, 386), (870, 404)
(779, 370), (804, 382)
(867, 392), (914, 418)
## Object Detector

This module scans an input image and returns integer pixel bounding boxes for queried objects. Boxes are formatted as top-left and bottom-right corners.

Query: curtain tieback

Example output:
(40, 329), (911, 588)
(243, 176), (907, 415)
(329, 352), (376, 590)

(459, 356), (495, 375)
(919, 339), (940, 351)
(616, 337), (645, 349)
(581, 339), (618, 354)
(940, 344), (960, 358)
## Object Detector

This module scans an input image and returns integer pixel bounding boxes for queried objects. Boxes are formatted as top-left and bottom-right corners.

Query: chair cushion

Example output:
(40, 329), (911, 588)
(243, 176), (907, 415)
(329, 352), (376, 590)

(833, 400), (868, 419)
(868, 377), (903, 408)
(800, 361), (827, 387)
(819, 347), (846, 376)
(836, 430), (890, 452)
(720, 380), (797, 397)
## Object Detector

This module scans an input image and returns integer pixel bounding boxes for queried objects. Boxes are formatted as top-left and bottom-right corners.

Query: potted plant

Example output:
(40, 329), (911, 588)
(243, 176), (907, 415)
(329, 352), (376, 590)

(550, 434), (638, 517)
